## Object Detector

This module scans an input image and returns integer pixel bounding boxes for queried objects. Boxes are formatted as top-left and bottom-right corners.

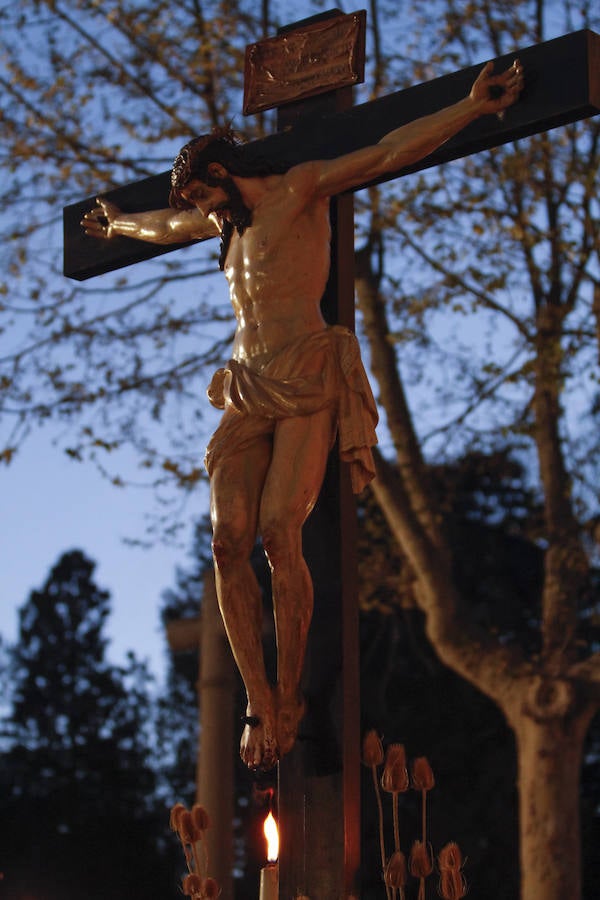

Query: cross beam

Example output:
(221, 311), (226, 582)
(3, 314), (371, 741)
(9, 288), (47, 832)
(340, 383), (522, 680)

(64, 28), (600, 281)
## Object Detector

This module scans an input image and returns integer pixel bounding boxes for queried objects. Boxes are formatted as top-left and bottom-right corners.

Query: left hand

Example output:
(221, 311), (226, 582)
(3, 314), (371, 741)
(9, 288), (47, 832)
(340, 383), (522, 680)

(470, 59), (524, 115)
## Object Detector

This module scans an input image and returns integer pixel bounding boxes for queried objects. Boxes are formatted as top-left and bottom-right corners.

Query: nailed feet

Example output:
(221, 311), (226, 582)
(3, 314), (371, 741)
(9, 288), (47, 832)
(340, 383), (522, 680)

(239, 688), (306, 771)
(240, 697), (278, 771)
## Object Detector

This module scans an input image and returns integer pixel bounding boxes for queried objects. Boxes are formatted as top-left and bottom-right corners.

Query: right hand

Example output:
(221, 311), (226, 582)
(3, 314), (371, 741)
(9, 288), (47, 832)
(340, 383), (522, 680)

(80, 197), (121, 240)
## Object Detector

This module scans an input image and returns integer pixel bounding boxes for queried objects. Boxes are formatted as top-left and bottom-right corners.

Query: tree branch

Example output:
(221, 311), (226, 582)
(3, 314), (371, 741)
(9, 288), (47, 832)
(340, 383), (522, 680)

(371, 448), (527, 699)
(356, 200), (446, 547)
(533, 304), (589, 663)
(568, 652), (600, 686)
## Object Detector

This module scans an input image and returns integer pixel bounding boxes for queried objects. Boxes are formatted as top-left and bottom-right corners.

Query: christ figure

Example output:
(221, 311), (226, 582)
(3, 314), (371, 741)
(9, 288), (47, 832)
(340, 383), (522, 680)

(82, 60), (523, 770)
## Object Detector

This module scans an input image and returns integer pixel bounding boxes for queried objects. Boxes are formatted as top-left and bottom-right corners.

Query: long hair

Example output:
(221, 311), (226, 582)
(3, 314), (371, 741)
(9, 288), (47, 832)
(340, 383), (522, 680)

(169, 127), (290, 209)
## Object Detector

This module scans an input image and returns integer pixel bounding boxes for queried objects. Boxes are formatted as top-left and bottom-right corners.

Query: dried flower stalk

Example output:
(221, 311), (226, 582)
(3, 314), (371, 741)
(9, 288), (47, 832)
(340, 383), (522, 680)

(411, 757), (434, 846)
(409, 840), (433, 900)
(381, 743), (409, 853)
(384, 849), (407, 900)
(364, 736), (466, 900)
(170, 802), (221, 899)
(438, 841), (468, 899)
(362, 730), (391, 900)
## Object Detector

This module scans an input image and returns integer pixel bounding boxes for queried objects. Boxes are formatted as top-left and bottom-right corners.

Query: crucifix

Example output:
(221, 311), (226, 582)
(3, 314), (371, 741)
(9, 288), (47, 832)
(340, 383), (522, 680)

(63, 10), (599, 897)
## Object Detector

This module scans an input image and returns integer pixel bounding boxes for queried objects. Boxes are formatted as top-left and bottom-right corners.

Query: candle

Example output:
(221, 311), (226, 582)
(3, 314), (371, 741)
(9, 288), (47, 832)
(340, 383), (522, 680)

(259, 861), (279, 900)
(259, 811), (279, 900)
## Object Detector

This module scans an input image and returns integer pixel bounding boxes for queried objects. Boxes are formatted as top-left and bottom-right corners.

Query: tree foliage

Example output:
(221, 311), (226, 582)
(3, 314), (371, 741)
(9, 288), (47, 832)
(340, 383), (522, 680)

(0, 549), (180, 899)
(3, 0), (595, 526)
(354, 1), (600, 897)
(0, 0), (284, 520)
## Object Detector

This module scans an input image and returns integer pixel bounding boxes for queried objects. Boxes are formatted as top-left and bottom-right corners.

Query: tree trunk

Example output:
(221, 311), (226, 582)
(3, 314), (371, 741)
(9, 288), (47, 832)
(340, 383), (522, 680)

(513, 708), (592, 900)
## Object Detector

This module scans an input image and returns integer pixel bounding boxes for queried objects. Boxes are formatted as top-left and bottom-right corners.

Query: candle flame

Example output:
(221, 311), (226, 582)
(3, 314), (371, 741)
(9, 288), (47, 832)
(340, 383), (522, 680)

(263, 811), (279, 862)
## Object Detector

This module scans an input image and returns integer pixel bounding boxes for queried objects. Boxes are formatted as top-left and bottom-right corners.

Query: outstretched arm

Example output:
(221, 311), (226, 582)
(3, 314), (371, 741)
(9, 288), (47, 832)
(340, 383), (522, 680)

(81, 197), (220, 244)
(308, 59), (524, 198)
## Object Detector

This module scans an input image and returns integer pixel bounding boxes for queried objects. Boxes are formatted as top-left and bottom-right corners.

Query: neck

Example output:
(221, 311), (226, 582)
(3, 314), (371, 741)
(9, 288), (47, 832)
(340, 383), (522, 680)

(219, 221), (234, 270)
(217, 175), (272, 270)
(231, 174), (271, 211)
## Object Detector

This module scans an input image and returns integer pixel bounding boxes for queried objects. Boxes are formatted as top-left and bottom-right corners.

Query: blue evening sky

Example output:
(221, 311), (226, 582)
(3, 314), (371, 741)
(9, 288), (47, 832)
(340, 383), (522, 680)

(0, 429), (207, 683)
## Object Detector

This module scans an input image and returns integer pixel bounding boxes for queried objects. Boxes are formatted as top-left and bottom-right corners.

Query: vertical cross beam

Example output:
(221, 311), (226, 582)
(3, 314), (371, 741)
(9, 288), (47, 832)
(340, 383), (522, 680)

(279, 190), (361, 900)
(277, 178), (360, 900)
(257, 12), (363, 898)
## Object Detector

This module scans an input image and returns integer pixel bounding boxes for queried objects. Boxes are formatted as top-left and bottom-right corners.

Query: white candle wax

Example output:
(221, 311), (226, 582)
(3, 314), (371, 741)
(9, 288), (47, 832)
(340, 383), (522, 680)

(259, 861), (279, 900)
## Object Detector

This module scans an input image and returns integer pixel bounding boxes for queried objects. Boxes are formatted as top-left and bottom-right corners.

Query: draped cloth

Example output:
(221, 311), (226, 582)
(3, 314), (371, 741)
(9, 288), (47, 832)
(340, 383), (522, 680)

(204, 325), (378, 494)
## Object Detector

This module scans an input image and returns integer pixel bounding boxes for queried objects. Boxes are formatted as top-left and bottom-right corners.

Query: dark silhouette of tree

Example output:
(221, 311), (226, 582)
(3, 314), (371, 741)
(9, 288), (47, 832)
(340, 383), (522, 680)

(358, 451), (600, 898)
(354, 2), (600, 896)
(0, 549), (180, 900)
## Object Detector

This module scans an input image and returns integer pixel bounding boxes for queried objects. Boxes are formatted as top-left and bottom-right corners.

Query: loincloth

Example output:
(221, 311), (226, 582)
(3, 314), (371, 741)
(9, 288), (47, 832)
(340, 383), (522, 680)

(204, 325), (378, 494)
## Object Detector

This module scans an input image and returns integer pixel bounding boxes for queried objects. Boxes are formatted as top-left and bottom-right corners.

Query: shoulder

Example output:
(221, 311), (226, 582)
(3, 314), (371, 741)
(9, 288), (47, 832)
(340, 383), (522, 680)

(276, 148), (387, 201)
(270, 161), (328, 205)
(283, 161), (323, 194)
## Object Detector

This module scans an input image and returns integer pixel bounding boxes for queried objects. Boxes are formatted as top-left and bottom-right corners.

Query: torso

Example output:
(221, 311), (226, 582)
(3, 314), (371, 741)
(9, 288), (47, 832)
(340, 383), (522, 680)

(222, 172), (332, 371)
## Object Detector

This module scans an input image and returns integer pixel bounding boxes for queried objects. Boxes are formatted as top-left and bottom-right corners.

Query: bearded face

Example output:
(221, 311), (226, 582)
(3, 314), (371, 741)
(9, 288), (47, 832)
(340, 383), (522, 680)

(174, 160), (254, 271)
(209, 174), (252, 235)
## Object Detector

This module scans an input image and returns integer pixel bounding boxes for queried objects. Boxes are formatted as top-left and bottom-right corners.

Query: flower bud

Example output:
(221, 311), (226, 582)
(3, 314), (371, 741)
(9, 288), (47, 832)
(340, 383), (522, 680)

(438, 841), (463, 870)
(438, 842), (467, 899)
(178, 809), (200, 843)
(169, 802), (188, 832)
(438, 868), (467, 899)
(191, 803), (210, 832)
(182, 873), (203, 896)
(362, 729), (384, 767)
(411, 756), (435, 791)
(408, 840), (433, 879)
(381, 743), (409, 793)
(202, 876), (221, 898)
(384, 850), (407, 888)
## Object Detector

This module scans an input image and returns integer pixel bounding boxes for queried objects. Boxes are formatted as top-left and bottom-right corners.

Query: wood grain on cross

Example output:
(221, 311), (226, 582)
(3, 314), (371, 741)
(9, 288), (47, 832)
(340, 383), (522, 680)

(63, 12), (600, 898)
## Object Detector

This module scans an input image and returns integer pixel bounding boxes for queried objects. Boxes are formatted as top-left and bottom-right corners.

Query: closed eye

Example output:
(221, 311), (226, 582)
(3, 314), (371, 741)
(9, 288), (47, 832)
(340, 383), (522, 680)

(182, 185), (209, 203)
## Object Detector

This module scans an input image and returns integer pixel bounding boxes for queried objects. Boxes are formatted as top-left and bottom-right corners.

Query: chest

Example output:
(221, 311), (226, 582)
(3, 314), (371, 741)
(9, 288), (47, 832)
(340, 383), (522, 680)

(225, 200), (331, 275)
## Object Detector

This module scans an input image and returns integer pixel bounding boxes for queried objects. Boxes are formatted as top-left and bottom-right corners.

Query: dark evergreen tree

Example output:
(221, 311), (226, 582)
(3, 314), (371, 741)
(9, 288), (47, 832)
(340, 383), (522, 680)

(0, 549), (180, 900)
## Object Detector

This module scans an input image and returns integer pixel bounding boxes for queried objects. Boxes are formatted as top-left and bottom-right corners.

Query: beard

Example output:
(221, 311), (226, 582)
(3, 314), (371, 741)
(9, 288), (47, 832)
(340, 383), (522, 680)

(212, 176), (252, 236)
(205, 172), (253, 270)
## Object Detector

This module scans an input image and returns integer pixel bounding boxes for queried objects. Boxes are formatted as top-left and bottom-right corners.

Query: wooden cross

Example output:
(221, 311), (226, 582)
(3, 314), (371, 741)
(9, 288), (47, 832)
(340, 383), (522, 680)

(63, 22), (600, 281)
(63, 11), (600, 898)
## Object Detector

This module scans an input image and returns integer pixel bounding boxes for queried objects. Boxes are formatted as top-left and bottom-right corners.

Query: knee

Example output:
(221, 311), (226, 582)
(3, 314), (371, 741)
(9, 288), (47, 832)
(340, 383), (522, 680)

(212, 527), (251, 574)
(261, 518), (300, 570)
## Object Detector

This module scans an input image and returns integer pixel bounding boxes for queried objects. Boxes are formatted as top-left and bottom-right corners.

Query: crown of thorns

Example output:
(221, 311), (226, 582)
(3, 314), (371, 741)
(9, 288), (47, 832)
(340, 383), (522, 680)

(169, 127), (242, 209)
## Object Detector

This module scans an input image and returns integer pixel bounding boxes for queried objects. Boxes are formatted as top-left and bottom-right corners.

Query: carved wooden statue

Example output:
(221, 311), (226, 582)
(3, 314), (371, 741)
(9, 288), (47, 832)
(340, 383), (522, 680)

(82, 61), (523, 771)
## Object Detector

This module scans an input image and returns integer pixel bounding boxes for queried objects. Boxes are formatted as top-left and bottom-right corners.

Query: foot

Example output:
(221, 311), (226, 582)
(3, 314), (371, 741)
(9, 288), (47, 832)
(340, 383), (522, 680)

(239, 700), (279, 771)
(276, 688), (306, 759)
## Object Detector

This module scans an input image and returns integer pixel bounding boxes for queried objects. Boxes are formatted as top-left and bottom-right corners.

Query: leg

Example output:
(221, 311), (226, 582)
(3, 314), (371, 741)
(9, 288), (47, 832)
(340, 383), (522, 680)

(210, 428), (276, 769)
(259, 405), (337, 759)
